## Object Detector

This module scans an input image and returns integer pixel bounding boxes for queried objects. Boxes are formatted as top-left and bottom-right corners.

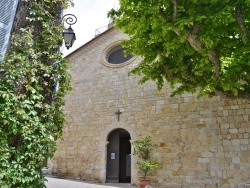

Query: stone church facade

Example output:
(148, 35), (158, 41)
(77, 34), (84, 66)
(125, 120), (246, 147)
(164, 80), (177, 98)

(49, 27), (250, 187)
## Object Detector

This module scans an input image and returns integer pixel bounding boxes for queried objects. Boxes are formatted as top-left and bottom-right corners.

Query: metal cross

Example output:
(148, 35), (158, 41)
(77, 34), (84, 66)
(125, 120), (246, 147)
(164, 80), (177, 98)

(116, 110), (122, 121)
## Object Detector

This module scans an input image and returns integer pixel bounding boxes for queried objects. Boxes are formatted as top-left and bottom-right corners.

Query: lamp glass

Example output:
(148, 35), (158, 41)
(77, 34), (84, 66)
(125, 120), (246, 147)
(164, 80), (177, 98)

(63, 27), (76, 49)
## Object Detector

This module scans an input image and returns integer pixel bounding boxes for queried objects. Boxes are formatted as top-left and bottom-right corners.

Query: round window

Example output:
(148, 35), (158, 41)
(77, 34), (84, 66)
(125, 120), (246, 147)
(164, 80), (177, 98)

(106, 45), (133, 64)
(101, 41), (136, 68)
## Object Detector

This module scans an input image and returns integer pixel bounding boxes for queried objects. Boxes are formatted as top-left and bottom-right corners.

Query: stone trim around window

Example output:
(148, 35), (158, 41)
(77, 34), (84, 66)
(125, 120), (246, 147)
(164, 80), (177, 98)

(101, 41), (136, 68)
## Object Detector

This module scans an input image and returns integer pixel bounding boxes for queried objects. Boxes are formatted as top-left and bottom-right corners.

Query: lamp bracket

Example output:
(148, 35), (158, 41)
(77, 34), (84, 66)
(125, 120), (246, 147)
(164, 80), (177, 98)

(62, 14), (77, 26)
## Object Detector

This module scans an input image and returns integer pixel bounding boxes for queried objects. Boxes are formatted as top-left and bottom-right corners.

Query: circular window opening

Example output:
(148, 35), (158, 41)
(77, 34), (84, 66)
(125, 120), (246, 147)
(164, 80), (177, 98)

(106, 45), (133, 64)
(101, 41), (136, 68)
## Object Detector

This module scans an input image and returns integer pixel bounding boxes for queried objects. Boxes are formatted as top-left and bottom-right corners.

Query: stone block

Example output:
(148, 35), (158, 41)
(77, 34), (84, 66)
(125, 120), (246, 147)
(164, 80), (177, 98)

(241, 139), (249, 145)
(240, 151), (250, 163)
(229, 129), (238, 134)
(223, 140), (231, 145)
(232, 157), (240, 163)
(231, 105), (239, 110)
(198, 158), (209, 163)
(232, 139), (241, 145)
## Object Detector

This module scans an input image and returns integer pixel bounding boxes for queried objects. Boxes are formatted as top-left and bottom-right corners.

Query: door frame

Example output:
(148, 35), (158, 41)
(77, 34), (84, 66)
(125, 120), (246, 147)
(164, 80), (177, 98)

(106, 128), (131, 183)
(98, 122), (137, 185)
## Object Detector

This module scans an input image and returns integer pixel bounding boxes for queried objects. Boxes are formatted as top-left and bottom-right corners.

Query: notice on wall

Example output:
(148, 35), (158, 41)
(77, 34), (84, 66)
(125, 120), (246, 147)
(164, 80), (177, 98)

(111, 153), (115, 160)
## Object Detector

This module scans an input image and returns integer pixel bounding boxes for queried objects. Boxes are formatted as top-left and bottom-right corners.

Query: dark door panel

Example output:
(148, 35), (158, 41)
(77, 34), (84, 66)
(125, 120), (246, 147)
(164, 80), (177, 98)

(106, 131), (119, 183)
(106, 129), (131, 183)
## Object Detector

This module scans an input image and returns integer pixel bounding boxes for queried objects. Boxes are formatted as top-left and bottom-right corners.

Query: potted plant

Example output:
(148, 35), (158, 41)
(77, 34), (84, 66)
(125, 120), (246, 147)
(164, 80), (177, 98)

(132, 135), (158, 188)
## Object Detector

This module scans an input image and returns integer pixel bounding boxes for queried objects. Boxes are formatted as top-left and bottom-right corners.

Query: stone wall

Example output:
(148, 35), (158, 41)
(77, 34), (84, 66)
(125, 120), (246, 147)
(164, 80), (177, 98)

(50, 28), (250, 187)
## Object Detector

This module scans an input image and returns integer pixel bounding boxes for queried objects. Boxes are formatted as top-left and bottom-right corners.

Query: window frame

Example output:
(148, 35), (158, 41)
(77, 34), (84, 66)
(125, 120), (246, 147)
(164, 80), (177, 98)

(0, 0), (18, 61)
(101, 41), (136, 68)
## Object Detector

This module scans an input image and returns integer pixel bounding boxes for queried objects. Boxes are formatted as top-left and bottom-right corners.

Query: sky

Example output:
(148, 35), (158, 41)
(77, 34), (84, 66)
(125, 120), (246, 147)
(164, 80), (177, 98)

(63, 0), (119, 56)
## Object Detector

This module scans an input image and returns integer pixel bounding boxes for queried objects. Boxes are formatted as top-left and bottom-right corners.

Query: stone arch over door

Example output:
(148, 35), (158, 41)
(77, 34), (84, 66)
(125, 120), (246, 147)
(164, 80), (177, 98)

(106, 128), (131, 183)
(98, 122), (137, 184)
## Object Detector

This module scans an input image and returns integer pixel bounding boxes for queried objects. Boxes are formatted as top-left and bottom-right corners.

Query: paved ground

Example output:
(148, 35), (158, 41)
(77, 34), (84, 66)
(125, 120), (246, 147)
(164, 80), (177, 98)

(45, 176), (136, 188)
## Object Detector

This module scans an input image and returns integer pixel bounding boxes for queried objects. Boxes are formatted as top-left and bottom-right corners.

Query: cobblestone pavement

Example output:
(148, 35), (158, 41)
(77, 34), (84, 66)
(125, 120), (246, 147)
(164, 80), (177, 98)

(45, 176), (136, 188)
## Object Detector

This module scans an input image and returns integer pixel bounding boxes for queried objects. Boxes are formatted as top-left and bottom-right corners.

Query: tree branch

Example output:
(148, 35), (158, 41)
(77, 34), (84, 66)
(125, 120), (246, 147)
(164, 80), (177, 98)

(208, 49), (220, 80)
(171, 0), (178, 22)
(184, 24), (202, 51)
(184, 0), (189, 12)
(173, 24), (220, 81)
(236, 5), (248, 45)
(168, 1), (221, 81)
(213, 89), (250, 101)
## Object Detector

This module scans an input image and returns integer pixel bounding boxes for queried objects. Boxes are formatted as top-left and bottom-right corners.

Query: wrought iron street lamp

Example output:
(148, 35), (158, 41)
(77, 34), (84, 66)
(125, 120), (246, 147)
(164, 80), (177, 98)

(62, 14), (77, 50)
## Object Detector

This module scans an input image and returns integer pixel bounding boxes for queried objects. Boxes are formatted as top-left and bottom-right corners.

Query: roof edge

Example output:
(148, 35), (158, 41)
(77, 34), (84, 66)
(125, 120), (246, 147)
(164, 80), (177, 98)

(64, 26), (115, 59)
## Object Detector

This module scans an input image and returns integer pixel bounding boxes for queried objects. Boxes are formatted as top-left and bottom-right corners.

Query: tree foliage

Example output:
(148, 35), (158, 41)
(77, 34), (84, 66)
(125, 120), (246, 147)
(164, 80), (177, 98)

(0, 0), (72, 187)
(109, 0), (250, 99)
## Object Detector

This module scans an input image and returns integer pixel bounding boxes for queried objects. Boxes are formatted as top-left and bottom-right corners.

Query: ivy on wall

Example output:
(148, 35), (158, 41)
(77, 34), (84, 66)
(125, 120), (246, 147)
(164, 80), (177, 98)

(0, 0), (73, 187)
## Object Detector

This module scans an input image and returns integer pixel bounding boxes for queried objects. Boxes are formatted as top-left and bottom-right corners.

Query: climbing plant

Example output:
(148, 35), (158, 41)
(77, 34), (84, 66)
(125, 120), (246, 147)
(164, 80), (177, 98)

(0, 0), (72, 187)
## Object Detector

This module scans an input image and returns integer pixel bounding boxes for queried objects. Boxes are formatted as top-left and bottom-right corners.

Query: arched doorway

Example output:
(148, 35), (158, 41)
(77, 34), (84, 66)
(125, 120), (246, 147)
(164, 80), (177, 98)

(106, 128), (131, 183)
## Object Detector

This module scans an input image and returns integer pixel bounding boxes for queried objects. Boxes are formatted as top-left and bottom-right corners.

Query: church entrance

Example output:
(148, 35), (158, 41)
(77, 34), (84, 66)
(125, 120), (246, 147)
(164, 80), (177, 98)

(106, 128), (131, 183)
